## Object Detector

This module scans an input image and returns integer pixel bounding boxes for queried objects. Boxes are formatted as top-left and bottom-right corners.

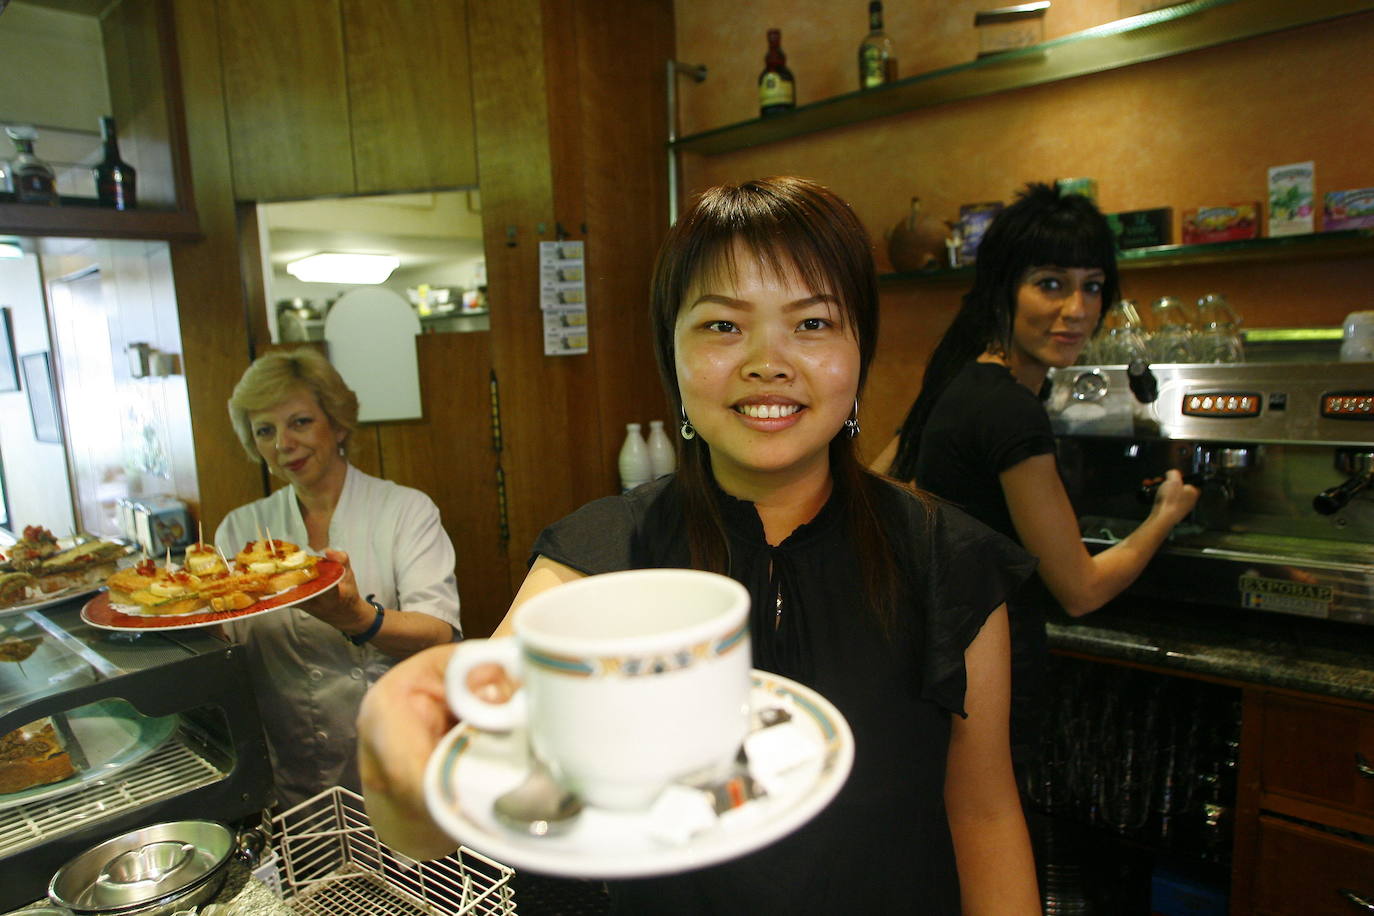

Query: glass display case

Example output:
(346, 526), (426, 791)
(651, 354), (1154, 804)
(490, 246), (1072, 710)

(0, 598), (271, 909)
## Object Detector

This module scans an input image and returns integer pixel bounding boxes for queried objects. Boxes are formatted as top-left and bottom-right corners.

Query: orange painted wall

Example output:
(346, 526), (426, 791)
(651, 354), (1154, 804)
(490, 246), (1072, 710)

(672, 4), (1374, 458)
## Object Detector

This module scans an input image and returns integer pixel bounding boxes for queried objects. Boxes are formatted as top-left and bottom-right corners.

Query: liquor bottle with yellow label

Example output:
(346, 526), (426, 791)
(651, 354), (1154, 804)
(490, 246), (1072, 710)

(758, 29), (796, 117)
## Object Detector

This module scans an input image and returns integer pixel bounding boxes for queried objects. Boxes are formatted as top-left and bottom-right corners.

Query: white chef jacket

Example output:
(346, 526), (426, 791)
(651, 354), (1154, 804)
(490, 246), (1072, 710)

(214, 463), (461, 808)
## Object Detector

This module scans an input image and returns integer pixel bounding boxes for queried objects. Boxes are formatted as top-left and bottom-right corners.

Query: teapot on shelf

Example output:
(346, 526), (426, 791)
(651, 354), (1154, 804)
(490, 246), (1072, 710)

(885, 197), (955, 272)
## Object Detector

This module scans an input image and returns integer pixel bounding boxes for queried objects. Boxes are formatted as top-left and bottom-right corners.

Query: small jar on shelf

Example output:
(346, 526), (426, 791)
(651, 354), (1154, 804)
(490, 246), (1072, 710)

(3, 125), (58, 206)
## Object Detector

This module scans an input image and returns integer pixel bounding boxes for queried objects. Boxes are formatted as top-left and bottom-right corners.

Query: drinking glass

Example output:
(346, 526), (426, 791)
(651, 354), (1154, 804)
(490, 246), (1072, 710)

(1148, 296), (1197, 363)
(1194, 293), (1244, 363)
(1092, 298), (1149, 365)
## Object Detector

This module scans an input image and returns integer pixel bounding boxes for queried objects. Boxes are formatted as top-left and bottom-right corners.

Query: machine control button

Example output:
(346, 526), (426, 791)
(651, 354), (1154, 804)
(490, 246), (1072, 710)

(1182, 389), (1262, 418)
(1323, 390), (1374, 420)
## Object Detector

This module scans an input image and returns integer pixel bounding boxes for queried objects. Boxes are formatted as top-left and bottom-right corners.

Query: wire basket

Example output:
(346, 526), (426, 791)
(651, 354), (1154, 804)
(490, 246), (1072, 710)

(271, 786), (517, 916)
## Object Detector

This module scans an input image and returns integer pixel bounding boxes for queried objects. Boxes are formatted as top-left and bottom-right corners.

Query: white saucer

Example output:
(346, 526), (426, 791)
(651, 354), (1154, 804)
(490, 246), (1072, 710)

(423, 670), (853, 879)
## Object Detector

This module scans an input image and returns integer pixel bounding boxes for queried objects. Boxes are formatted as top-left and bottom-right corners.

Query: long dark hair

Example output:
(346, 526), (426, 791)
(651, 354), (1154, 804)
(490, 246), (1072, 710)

(888, 182), (1119, 482)
(650, 176), (903, 635)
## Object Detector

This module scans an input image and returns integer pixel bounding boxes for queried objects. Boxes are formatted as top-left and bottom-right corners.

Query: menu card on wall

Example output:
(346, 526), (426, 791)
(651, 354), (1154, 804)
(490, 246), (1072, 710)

(540, 241), (588, 355)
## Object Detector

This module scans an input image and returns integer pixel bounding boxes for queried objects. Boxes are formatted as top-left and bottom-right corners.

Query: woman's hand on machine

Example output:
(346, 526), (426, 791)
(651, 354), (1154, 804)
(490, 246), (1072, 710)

(1144, 468), (1201, 524)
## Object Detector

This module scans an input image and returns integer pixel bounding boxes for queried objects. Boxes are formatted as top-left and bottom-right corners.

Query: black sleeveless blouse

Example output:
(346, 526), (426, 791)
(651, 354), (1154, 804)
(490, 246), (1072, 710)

(529, 475), (1035, 915)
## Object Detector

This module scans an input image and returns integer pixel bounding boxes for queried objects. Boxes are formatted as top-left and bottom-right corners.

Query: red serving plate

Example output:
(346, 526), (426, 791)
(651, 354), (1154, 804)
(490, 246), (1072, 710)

(81, 559), (344, 631)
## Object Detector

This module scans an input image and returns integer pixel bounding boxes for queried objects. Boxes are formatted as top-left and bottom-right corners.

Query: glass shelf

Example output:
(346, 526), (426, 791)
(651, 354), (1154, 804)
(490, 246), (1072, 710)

(671, 0), (1374, 156)
(879, 229), (1374, 285)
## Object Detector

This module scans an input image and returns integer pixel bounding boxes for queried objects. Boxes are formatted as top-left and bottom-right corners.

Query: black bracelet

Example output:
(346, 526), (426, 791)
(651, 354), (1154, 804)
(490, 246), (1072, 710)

(347, 594), (386, 646)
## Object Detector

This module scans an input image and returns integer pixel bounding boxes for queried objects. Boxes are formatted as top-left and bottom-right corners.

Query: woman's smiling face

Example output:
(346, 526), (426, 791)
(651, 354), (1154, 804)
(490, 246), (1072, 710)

(1009, 265), (1105, 373)
(248, 387), (346, 491)
(673, 239), (861, 492)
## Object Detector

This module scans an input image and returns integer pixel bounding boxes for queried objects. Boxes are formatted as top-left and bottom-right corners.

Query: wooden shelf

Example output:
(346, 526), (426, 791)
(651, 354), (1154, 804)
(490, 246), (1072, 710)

(0, 201), (201, 241)
(671, 0), (1374, 156)
(879, 229), (1374, 285)
(0, 0), (199, 243)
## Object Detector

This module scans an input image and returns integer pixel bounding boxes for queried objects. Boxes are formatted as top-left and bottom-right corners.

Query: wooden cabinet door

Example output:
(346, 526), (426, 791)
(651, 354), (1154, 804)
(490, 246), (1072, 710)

(1259, 693), (1374, 826)
(376, 332), (511, 639)
(342, 0), (478, 194)
(217, 0), (355, 200)
(1252, 816), (1374, 915)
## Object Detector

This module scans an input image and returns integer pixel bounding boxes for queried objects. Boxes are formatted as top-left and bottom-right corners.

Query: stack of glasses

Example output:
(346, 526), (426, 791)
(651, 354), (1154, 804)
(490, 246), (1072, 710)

(1082, 293), (1244, 365)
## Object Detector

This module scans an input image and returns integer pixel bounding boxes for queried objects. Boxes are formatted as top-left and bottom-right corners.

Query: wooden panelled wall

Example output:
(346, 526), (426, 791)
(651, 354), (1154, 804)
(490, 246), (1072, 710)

(166, 0), (673, 637)
(168, 0), (263, 539)
(471, 0), (674, 598)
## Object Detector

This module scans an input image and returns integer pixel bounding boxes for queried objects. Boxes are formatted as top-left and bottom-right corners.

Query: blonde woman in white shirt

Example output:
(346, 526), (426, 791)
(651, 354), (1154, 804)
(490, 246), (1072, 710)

(216, 347), (460, 808)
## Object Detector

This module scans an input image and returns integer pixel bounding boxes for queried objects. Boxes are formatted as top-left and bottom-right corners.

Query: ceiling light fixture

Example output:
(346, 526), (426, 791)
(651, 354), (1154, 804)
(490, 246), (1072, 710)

(0, 241), (23, 259)
(285, 252), (400, 284)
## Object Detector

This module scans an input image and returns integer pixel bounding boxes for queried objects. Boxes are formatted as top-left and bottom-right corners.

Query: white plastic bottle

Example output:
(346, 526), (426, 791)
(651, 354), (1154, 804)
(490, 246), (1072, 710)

(646, 419), (676, 479)
(618, 422), (651, 493)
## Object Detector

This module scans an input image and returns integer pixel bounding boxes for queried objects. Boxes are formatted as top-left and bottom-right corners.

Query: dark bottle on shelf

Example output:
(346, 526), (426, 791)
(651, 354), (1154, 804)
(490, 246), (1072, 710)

(94, 116), (137, 210)
(758, 29), (796, 117)
(4, 125), (58, 206)
(858, 1), (897, 89)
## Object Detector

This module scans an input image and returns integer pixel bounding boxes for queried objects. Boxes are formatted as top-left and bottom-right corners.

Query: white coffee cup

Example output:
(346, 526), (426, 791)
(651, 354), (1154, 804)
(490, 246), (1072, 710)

(446, 568), (752, 810)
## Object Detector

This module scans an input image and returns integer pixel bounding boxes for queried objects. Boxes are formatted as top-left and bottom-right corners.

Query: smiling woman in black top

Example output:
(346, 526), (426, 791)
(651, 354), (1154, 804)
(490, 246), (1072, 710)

(872, 183), (1200, 766)
(359, 177), (1041, 914)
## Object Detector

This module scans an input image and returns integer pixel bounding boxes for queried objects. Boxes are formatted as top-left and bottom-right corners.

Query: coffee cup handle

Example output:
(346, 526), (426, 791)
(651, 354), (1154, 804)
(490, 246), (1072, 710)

(445, 637), (527, 732)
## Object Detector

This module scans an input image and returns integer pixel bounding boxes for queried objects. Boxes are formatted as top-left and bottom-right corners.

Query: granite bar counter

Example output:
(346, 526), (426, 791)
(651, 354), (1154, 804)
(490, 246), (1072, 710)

(15, 858), (293, 915)
(1047, 598), (1374, 704)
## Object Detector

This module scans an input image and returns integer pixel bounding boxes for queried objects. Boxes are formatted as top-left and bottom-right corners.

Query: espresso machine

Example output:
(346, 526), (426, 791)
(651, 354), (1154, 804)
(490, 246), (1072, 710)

(1045, 352), (1374, 626)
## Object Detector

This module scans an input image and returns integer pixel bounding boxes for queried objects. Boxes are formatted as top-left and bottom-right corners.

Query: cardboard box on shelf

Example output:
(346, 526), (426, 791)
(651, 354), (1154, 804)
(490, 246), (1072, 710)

(1267, 161), (1315, 236)
(1323, 188), (1374, 231)
(1181, 203), (1260, 245)
(1056, 177), (1098, 201)
(958, 201), (1004, 264)
(1108, 207), (1173, 249)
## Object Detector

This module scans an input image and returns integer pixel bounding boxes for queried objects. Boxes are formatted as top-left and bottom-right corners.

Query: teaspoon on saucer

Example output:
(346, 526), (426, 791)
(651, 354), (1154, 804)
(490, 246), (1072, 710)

(493, 753), (584, 837)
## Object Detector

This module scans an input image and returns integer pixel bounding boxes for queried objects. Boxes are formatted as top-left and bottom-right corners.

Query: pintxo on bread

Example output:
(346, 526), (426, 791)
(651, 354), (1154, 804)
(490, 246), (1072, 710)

(104, 537), (323, 618)
(233, 538), (322, 593)
(0, 526), (130, 609)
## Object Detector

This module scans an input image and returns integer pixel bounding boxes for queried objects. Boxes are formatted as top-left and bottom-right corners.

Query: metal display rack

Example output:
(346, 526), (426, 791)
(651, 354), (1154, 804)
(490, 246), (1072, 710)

(272, 787), (517, 916)
(0, 727), (228, 860)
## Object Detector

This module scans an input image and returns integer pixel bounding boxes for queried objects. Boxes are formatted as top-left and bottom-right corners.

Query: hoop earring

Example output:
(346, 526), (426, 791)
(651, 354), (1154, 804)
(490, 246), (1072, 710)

(679, 408), (696, 441)
(843, 398), (861, 439)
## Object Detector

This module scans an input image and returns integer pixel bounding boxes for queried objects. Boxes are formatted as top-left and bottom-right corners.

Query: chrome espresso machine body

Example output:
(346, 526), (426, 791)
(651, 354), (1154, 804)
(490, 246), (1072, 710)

(1046, 356), (1374, 625)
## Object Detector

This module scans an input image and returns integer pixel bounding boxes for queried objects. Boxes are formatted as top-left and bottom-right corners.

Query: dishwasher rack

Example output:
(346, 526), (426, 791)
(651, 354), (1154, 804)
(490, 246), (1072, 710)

(272, 786), (517, 916)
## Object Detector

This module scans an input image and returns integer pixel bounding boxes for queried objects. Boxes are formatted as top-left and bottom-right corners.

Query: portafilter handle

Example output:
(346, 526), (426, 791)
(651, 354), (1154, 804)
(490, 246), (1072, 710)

(1137, 472), (1207, 505)
(1314, 472), (1374, 515)
(1314, 450), (1374, 516)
